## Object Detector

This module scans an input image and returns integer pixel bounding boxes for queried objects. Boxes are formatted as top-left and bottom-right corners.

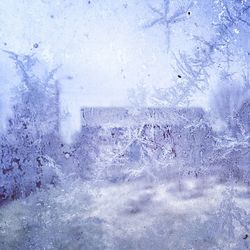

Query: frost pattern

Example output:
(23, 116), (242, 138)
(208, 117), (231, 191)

(0, 0), (250, 249)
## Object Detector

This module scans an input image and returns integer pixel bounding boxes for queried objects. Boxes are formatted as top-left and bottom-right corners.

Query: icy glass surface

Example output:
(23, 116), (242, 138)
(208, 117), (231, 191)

(0, 0), (249, 249)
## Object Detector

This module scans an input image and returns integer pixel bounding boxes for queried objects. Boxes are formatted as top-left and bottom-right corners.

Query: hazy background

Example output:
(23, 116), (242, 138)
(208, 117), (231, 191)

(0, 0), (249, 141)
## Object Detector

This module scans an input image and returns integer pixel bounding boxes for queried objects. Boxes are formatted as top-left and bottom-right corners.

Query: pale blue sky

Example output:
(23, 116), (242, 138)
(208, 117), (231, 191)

(0, 0), (249, 141)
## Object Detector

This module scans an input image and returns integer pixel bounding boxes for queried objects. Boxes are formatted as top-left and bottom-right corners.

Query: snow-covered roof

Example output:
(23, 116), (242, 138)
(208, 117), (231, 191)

(81, 107), (205, 128)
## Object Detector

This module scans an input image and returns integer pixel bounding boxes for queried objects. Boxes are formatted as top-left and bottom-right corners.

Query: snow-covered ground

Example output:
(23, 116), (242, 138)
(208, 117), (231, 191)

(0, 176), (249, 250)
